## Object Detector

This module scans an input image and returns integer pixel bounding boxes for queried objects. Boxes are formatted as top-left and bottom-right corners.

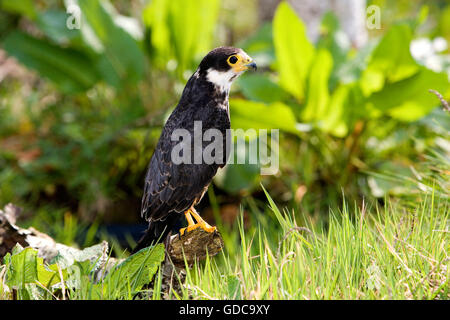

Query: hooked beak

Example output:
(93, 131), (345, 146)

(231, 53), (257, 73)
(245, 61), (257, 71)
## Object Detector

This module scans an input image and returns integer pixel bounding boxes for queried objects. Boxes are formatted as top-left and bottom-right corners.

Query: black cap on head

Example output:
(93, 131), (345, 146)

(198, 47), (241, 74)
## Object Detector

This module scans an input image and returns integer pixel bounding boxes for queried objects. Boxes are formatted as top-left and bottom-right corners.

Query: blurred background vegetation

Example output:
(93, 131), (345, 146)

(0, 0), (449, 250)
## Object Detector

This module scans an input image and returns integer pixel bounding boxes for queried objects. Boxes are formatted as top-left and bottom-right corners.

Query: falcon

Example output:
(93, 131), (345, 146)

(134, 47), (256, 252)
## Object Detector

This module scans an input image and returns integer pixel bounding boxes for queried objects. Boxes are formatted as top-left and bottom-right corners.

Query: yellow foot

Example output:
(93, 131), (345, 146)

(179, 208), (217, 236)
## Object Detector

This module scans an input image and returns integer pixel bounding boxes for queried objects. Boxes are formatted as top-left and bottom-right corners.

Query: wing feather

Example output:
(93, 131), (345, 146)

(141, 81), (230, 223)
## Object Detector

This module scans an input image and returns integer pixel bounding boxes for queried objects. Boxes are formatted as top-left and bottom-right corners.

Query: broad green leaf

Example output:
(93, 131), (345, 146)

(76, 0), (145, 87)
(230, 99), (298, 134)
(361, 24), (419, 96)
(366, 68), (449, 121)
(5, 247), (38, 288)
(102, 244), (165, 298)
(36, 257), (65, 288)
(302, 49), (333, 121)
(2, 31), (99, 93)
(359, 67), (384, 96)
(319, 85), (350, 137)
(169, 0), (219, 73)
(370, 24), (419, 81)
(273, 2), (315, 101)
(3, 252), (11, 266)
(142, 0), (171, 68)
(36, 10), (81, 45)
(237, 74), (288, 103)
(144, 0), (219, 76)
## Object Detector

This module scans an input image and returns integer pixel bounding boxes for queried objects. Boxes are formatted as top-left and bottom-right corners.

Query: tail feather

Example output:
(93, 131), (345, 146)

(132, 214), (180, 253)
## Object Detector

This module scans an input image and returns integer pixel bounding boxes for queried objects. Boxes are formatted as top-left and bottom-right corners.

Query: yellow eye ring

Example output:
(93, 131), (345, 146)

(227, 55), (240, 65)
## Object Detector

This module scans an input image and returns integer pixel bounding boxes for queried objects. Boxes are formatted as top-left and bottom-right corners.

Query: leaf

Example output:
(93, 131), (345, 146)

(36, 257), (64, 288)
(273, 2), (315, 101)
(302, 49), (333, 121)
(101, 244), (165, 299)
(261, 184), (290, 231)
(230, 99), (298, 134)
(142, 0), (171, 68)
(2, 31), (99, 93)
(237, 74), (288, 103)
(371, 24), (419, 82)
(319, 85), (350, 137)
(2, 252), (11, 266)
(5, 247), (38, 289)
(36, 10), (81, 44)
(76, 0), (145, 87)
(169, 0), (219, 73)
(144, 0), (219, 75)
(366, 68), (449, 121)
(360, 24), (419, 96)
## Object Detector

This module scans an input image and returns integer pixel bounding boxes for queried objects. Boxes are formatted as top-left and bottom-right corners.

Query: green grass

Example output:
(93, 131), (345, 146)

(168, 189), (448, 300)
(1, 188), (448, 300)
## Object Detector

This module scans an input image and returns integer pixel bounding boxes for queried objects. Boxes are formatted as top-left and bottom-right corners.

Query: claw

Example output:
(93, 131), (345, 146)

(179, 208), (217, 236)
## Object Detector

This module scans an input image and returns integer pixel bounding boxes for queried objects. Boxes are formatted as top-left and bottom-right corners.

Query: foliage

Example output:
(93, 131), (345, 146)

(272, 2), (315, 102)
(178, 187), (449, 300)
(1, 242), (165, 300)
(99, 244), (164, 299)
(2, 184), (446, 300)
(143, 0), (220, 77)
(3, 31), (99, 93)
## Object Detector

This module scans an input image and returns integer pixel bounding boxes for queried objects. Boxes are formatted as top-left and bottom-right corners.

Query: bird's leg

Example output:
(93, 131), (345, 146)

(179, 210), (196, 236)
(189, 208), (216, 233)
(179, 208), (216, 236)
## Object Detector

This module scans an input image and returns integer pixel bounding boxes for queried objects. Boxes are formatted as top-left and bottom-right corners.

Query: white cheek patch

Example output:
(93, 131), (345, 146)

(206, 68), (237, 92)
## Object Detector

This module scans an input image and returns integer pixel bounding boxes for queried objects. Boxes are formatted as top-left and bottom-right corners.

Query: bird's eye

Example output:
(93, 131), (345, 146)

(228, 55), (238, 65)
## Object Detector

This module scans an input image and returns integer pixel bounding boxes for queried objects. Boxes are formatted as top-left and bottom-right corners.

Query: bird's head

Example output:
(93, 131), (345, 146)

(196, 46), (257, 91)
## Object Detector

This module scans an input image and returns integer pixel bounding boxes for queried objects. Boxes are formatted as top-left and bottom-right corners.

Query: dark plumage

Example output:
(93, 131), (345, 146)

(133, 47), (256, 252)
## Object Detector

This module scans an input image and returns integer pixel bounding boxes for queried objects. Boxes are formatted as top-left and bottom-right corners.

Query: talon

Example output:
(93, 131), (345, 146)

(201, 224), (217, 233)
(178, 208), (217, 235)
(190, 208), (217, 233)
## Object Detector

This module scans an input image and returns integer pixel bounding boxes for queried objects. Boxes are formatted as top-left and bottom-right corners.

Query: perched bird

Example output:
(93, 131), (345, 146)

(134, 47), (256, 252)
